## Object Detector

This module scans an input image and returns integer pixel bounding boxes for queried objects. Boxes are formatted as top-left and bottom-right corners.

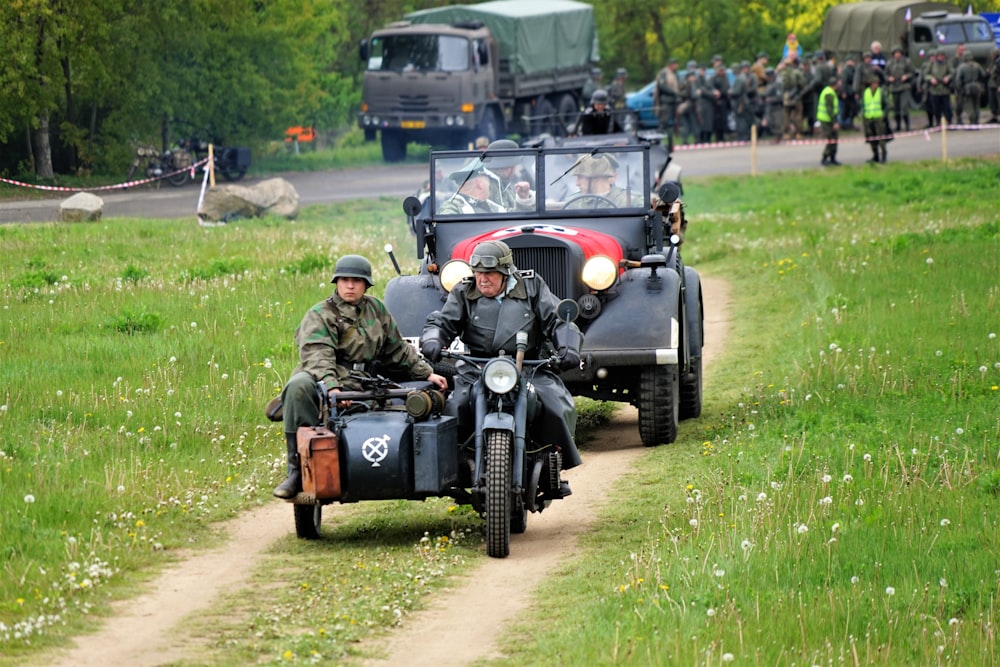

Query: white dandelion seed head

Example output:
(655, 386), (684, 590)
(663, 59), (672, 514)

(56, 390), (63, 397)
(819, 496), (833, 506)
(190, 322), (197, 328)
(706, 608), (716, 617)
(797, 524), (809, 534)
(955, 427), (964, 435)
(116, 485), (125, 493)
(940, 518), (951, 527)
(714, 568), (726, 577)
(757, 492), (768, 502)
(822, 474), (832, 483)
(843, 473), (854, 482)
(939, 578), (948, 588)
(926, 257), (934, 265)
(689, 518), (699, 528)
(863, 453), (872, 462)
(949, 618), (959, 626)
(885, 586), (895, 596)
(169, 356), (177, 363)
(831, 523), (840, 534)
(24, 494), (36, 504)
(722, 653), (735, 662)
(851, 576), (860, 584)
(935, 349), (943, 357)
(988, 332), (996, 340)
(741, 539), (752, 551)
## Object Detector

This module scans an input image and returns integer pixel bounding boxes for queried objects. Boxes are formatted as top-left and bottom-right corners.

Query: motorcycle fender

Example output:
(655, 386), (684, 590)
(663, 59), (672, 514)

(384, 273), (447, 338)
(413, 415), (460, 494)
(482, 411), (516, 434)
(581, 267), (681, 365)
(338, 412), (413, 501)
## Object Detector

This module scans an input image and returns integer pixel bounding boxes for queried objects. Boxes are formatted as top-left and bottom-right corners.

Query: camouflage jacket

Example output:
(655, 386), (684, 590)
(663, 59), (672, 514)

(292, 291), (432, 390)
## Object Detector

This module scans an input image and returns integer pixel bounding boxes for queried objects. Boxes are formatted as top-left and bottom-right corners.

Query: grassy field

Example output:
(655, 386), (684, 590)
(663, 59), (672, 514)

(1, 157), (998, 665)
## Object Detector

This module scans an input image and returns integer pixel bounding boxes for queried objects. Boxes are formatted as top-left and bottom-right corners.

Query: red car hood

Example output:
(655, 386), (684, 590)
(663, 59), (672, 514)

(451, 225), (623, 266)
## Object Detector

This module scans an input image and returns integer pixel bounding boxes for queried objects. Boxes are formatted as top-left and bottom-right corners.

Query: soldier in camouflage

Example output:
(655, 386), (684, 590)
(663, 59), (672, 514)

(273, 255), (447, 498)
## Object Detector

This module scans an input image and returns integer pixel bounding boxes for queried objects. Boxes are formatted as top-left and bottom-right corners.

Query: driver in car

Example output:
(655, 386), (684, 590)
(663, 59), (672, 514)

(566, 153), (631, 208)
(419, 240), (584, 497)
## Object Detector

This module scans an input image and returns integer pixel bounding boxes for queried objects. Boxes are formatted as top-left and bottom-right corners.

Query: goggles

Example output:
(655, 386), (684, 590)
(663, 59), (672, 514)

(470, 252), (503, 269)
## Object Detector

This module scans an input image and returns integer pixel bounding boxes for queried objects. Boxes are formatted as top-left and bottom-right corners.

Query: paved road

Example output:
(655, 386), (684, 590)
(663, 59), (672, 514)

(2, 127), (997, 224)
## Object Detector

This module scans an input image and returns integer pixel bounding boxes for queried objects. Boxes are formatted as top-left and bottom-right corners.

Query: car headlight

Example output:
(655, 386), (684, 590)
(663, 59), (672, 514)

(483, 357), (519, 394)
(582, 255), (618, 291)
(439, 260), (473, 292)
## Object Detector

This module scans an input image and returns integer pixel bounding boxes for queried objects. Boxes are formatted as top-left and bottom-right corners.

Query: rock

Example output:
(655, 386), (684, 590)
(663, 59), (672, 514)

(60, 192), (104, 222)
(197, 178), (299, 223)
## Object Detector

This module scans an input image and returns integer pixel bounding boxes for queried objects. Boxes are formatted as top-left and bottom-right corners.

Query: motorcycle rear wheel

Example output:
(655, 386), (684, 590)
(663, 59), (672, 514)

(166, 168), (190, 187)
(485, 430), (513, 558)
(294, 503), (322, 540)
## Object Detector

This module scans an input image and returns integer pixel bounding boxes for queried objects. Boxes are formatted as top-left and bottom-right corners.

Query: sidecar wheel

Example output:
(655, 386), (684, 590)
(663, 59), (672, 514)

(294, 503), (322, 540)
(679, 356), (702, 420)
(638, 364), (679, 446)
(485, 430), (512, 558)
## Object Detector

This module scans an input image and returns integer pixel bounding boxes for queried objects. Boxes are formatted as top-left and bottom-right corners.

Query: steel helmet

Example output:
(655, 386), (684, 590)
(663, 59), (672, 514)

(331, 254), (373, 286)
(591, 89), (609, 105)
(469, 240), (514, 275)
(573, 153), (619, 178)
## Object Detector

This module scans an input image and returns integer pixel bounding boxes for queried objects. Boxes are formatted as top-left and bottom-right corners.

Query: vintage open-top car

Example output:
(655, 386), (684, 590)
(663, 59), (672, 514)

(386, 142), (703, 446)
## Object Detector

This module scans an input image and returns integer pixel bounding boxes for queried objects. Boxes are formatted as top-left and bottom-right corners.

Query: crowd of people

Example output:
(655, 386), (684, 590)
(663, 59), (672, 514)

(638, 39), (1000, 162)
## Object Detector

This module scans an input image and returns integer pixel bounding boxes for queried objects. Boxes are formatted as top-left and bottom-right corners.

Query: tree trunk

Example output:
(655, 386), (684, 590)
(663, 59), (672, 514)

(32, 115), (55, 179)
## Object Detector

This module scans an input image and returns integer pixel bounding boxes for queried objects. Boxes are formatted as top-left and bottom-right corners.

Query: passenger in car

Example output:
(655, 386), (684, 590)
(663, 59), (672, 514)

(563, 153), (631, 208)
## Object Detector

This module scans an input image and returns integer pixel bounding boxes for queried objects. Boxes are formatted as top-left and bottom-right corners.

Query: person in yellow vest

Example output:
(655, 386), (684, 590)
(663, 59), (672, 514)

(817, 76), (841, 166)
(862, 76), (891, 164)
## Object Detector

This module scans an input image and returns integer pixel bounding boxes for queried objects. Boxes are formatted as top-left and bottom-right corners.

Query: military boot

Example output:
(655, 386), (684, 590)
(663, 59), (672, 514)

(273, 432), (301, 499)
(880, 145), (888, 163)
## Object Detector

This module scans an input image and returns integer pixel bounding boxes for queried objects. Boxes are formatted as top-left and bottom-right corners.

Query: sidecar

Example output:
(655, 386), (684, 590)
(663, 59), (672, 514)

(287, 382), (462, 539)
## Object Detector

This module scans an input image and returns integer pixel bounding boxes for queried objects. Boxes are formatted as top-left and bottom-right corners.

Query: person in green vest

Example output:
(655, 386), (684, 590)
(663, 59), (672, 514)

(817, 76), (841, 166)
(862, 76), (891, 164)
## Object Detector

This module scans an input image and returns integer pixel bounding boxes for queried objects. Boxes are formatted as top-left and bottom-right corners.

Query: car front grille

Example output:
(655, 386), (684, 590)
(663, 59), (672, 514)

(511, 246), (571, 299)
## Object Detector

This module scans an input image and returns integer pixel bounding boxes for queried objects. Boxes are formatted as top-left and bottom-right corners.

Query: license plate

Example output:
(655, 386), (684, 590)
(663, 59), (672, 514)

(401, 120), (426, 129)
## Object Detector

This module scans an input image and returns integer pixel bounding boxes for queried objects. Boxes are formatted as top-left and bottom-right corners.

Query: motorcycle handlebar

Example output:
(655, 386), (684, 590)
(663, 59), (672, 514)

(442, 351), (555, 368)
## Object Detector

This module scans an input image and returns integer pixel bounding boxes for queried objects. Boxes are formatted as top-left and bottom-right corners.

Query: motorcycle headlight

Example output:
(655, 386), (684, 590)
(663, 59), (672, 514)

(483, 357), (519, 394)
(582, 255), (618, 291)
(439, 260), (473, 292)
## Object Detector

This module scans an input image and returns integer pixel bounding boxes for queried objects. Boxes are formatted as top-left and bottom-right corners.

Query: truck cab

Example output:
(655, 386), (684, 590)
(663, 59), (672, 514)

(385, 144), (704, 447)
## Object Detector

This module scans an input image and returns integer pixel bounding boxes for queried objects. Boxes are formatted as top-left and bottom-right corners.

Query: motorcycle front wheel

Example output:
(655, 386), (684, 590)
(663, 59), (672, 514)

(166, 168), (190, 187)
(485, 430), (513, 558)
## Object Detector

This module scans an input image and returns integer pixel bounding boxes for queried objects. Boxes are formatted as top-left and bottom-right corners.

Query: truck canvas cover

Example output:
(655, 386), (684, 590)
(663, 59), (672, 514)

(405, 0), (598, 76)
(821, 1), (959, 55)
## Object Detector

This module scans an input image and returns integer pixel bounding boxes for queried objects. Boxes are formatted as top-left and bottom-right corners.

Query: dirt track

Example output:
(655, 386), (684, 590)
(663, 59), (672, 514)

(47, 276), (731, 667)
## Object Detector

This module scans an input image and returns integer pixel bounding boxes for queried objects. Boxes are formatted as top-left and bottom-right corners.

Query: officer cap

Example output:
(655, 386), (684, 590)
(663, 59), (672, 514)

(448, 158), (489, 182)
(470, 240), (514, 276)
(591, 88), (609, 104)
(573, 153), (619, 178)
(332, 254), (374, 287)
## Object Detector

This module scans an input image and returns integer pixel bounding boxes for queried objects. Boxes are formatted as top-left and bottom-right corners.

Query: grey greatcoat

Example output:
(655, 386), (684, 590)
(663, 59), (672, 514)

(421, 270), (583, 468)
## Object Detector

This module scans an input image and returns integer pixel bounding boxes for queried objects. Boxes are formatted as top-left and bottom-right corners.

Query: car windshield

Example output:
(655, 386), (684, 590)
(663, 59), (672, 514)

(367, 34), (469, 72)
(963, 21), (994, 43)
(430, 146), (650, 218)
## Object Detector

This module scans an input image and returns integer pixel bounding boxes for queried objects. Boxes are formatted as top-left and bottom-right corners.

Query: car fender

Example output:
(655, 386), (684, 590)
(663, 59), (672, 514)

(581, 267), (681, 362)
(683, 266), (704, 361)
(384, 274), (447, 338)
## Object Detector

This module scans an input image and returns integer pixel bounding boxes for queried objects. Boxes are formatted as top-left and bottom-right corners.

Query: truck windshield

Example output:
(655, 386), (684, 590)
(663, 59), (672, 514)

(367, 35), (469, 73)
(934, 21), (994, 45)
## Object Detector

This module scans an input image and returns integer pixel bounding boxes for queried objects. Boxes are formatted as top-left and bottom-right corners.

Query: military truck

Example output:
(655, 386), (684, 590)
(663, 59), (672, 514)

(821, 1), (996, 66)
(384, 143), (703, 447)
(358, 0), (598, 162)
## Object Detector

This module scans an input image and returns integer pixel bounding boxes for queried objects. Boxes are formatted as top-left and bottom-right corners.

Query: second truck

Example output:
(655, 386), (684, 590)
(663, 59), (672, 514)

(358, 0), (599, 162)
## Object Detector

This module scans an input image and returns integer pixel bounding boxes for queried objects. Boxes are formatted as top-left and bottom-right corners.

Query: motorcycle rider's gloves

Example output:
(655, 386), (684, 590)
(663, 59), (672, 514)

(421, 339), (443, 363)
(557, 347), (581, 371)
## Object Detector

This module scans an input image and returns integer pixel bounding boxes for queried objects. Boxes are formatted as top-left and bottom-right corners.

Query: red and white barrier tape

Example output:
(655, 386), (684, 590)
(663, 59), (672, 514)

(0, 157), (209, 193)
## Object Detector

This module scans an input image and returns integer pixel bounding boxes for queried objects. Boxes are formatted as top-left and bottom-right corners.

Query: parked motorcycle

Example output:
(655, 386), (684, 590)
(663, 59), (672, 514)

(282, 302), (578, 558)
(125, 142), (196, 187)
(177, 137), (251, 183)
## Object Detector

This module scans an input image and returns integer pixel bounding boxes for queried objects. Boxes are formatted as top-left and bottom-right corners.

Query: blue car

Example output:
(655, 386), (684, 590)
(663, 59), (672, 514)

(626, 69), (736, 130)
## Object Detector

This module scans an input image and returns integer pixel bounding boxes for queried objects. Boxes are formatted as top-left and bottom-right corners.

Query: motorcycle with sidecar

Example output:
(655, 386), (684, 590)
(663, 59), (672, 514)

(283, 303), (578, 558)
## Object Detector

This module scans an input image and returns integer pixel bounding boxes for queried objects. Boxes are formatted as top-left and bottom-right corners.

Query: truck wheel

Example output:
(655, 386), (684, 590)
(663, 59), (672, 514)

(679, 356), (702, 420)
(476, 108), (502, 143)
(294, 503), (322, 540)
(380, 130), (407, 162)
(638, 365), (679, 446)
(532, 98), (557, 136)
(555, 93), (579, 136)
(485, 430), (512, 558)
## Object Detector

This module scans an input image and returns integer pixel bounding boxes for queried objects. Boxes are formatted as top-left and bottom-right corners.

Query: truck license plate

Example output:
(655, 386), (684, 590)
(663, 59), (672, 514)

(401, 120), (426, 129)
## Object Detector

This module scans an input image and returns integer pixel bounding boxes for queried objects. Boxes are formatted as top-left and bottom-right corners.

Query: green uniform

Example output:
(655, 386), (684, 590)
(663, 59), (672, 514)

(281, 292), (432, 431)
(781, 63), (806, 138)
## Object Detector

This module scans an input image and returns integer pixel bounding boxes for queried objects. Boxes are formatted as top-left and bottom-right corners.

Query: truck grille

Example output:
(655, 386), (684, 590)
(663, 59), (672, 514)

(511, 247), (572, 299)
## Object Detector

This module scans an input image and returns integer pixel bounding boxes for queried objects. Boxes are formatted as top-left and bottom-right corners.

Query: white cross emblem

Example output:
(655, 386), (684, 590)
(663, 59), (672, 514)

(362, 434), (391, 467)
